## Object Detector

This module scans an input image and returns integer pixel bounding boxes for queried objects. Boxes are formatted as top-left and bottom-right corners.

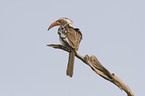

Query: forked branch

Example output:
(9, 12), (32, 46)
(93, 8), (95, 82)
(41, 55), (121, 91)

(47, 44), (134, 96)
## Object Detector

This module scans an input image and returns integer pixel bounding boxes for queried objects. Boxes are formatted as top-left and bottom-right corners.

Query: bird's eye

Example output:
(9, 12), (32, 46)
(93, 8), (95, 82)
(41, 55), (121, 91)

(59, 20), (63, 23)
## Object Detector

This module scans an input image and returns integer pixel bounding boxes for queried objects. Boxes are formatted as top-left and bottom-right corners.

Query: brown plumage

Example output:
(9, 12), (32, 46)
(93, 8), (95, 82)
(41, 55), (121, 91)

(48, 18), (82, 77)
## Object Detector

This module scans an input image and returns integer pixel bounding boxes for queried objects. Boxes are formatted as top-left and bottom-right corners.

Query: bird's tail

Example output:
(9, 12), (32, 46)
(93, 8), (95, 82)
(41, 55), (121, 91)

(66, 50), (75, 77)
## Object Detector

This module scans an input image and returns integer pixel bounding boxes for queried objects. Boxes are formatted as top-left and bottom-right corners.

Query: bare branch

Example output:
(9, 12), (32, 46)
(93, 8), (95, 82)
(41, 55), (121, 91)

(47, 44), (135, 96)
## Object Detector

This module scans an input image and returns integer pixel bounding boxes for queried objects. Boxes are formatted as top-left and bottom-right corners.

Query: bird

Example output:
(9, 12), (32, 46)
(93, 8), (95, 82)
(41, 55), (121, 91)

(48, 18), (82, 77)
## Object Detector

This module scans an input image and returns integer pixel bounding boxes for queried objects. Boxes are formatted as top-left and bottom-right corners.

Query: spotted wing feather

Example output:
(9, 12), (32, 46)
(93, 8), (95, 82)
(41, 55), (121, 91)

(65, 26), (82, 51)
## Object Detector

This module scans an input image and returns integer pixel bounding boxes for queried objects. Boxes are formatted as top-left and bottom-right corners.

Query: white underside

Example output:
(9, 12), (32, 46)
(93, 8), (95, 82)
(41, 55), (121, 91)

(59, 37), (66, 46)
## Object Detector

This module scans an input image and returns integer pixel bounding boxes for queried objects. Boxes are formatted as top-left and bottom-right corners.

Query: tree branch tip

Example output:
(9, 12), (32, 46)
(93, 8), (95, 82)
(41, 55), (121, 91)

(46, 43), (134, 96)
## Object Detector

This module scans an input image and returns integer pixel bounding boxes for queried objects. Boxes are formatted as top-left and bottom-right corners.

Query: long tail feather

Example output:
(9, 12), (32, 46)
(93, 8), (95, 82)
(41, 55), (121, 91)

(66, 50), (75, 77)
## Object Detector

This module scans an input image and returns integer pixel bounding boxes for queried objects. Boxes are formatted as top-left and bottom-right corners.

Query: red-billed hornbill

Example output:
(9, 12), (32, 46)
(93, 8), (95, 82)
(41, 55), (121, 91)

(48, 18), (82, 77)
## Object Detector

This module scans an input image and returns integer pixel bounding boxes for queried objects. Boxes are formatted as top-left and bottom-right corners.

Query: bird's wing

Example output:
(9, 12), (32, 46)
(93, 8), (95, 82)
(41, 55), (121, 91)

(65, 26), (82, 51)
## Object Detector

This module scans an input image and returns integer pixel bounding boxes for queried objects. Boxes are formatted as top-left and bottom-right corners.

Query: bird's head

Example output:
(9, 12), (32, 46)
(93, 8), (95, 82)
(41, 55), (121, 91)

(48, 17), (73, 31)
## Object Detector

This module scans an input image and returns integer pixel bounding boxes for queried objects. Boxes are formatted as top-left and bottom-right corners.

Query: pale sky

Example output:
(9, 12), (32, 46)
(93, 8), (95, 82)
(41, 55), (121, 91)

(0, 0), (145, 96)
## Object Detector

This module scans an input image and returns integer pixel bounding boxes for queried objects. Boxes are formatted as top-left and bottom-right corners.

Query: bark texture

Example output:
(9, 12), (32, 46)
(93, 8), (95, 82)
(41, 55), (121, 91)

(47, 44), (135, 96)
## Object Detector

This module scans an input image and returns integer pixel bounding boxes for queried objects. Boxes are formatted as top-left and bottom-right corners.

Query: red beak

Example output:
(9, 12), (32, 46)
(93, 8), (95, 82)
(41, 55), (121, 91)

(48, 21), (60, 31)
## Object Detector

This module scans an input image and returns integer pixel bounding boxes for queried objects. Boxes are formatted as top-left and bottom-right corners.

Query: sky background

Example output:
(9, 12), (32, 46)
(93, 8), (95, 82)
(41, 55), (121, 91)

(0, 0), (145, 96)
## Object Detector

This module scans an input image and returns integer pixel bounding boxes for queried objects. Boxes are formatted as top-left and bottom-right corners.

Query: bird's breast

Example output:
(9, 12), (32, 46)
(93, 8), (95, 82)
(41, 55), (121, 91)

(59, 37), (66, 46)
